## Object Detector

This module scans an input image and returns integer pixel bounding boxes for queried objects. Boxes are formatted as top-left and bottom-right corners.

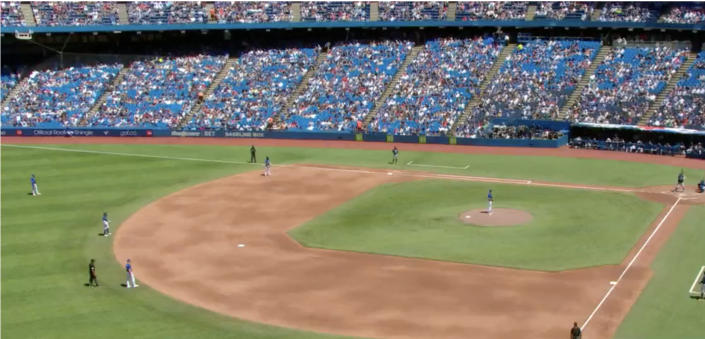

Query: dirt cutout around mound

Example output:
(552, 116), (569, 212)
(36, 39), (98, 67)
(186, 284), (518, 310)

(458, 208), (533, 226)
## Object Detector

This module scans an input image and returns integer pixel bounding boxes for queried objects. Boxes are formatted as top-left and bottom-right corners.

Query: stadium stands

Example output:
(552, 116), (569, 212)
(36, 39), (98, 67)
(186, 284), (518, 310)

(1, 73), (19, 102)
(567, 46), (688, 125)
(127, 1), (207, 25)
(185, 48), (317, 131)
(284, 41), (413, 131)
(456, 2), (527, 21)
(2, 64), (122, 127)
(455, 39), (600, 137)
(32, 2), (119, 26)
(649, 52), (705, 130)
(372, 37), (501, 136)
(662, 4), (705, 24)
(598, 2), (658, 22)
(533, 2), (595, 21)
(1, 1), (25, 27)
(378, 2), (448, 21)
(212, 1), (292, 23)
(87, 55), (227, 128)
(300, 1), (370, 22)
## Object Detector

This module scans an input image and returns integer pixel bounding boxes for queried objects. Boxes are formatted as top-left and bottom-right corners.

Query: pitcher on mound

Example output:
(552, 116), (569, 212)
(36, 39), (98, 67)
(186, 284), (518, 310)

(487, 189), (493, 215)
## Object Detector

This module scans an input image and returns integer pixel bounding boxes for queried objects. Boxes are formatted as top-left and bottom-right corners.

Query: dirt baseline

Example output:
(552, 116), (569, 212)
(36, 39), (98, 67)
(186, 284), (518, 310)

(458, 208), (533, 226)
(113, 164), (691, 339)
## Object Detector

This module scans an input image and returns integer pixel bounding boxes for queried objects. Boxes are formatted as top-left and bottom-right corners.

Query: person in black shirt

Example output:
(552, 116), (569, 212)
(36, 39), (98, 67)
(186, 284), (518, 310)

(89, 259), (98, 287)
(571, 322), (582, 339)
(250, 145), (257, 163)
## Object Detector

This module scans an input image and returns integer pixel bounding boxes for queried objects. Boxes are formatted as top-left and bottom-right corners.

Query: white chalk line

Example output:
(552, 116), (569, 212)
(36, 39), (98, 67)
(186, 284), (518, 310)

(581, 197), (682, 331)
(688, 266), (705, 295)
(406, 160), (469, 170)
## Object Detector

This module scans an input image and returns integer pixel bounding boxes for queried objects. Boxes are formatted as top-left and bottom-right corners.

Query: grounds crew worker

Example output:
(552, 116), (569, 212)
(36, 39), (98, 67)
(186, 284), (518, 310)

(571, 322), (582, 339)
(250, 145), (257, 163)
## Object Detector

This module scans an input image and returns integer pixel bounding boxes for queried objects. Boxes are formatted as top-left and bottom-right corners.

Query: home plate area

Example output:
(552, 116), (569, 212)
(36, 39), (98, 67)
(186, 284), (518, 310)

(457, 208), (533, 226)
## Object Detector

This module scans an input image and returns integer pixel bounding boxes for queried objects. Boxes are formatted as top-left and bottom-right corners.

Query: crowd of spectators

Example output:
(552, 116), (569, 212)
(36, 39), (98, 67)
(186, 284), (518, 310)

(648, 52), (705, 130)
(2, 64), (121, 127)
(598, 2), (657, 22)
(662, 5), (705, 24)
(534, 2), (594, 21)
(128, 1), (207, 25)
(455, 40), (599, 137)
(212, 2), (291, 24)
(32, 2), (119, 26)
(569, 136), (690, 156)
(300, 2), (369, 22)
(456, 2), (527, 21)
(378, 2), (448, 21)
(186, 48), (317, 131)
(87, 55), (227, 128)
(1, 71), (19, 101)
(470, 123), (564, 140)
(284, 41), (413, 132)
(371, 37), (501, 136)
(1, 2), (25, 27)
(566, 46), (688, 125)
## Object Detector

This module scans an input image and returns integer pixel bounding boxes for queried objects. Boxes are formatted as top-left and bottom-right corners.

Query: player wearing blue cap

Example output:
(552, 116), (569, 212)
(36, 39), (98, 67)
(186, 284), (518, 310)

(102, 212), (111, 237)
(264, 156), (271, 176)
(125, 259), (138, 288)
(31, 174), (41, 196)
(487, 189), (493, 215)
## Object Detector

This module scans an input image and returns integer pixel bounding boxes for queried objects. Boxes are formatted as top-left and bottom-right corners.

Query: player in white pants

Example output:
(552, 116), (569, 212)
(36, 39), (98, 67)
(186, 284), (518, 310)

(487, 189), (493, 214)
(31, 174), (41, 196)
(102, 212), (111, 237)
(125, 259), (138, 288)
(264, 156), (271, 176)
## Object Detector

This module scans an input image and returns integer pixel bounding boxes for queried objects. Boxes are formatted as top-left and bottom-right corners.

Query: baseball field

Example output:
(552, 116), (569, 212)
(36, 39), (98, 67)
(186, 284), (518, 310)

(2, 137), (704, 339)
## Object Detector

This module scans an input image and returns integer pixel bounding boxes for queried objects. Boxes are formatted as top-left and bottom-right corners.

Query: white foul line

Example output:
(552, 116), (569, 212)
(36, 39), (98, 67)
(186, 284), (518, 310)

(407, 162), (470, 170)
(581, 197), (682, 331)
(688, 266), (705, 295)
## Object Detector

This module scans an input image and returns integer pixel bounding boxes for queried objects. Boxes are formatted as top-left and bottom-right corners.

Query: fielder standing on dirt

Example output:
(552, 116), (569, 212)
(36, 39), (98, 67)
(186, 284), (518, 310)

(570, 322), (582, 339)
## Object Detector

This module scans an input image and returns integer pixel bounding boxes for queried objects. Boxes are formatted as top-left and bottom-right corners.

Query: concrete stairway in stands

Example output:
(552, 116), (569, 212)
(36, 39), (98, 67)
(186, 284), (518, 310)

(370, 2), (379, 21)
(176, 57), (236, 129)
(1, 77), (28, 106)
(206, 2), (215, 23)
(526, 4), (536, 21)
(447, 2), (456, 21)
(21, 3), (35, 26)
(591, 7), (602, 21)
(79, 66), (130, 126)
(362, 45), (424, 125)
(558, 46), (610, 120)
(448, 43), (515, 136)
(117, 3), (129, 24)
(291, 2), (301, 22)
(638, 52), (698, 126)
(277, 51), (328, 123)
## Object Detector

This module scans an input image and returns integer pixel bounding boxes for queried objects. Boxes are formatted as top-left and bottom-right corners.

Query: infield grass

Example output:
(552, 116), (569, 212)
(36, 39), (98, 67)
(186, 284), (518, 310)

(289, 180), (663, 271)
(0, 143), (698, 339)
(613, 205), (705, 339)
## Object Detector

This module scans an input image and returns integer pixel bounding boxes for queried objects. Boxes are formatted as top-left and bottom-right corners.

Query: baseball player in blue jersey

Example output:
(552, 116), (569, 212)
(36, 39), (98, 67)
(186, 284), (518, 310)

(102, 212), (111, 237)
(264, 156), (271, 176)
(31, 174), (41, 196)
(487, 189), (493, 215)
(125, 259), (138, 288)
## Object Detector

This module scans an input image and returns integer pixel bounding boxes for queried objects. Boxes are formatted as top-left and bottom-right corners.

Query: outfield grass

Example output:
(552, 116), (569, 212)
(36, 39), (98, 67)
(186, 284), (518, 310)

(289, 180), (662, 271)
(0, 143), (697, 339)
(614, 205), (705, 339)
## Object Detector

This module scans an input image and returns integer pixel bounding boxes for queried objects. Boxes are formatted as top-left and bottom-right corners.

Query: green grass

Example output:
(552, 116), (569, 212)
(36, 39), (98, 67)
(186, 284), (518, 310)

(0, 143), (696, 339)
(289, 180), (662, 271)
(613, 206), (705, 339)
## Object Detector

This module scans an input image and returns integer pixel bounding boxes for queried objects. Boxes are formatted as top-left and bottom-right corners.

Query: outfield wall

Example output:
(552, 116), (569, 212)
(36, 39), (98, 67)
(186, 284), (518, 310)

(0, 128), (569, 148)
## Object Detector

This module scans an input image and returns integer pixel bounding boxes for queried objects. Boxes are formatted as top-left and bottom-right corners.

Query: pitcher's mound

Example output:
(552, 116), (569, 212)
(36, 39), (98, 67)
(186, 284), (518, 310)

(458, 209), (533, 227)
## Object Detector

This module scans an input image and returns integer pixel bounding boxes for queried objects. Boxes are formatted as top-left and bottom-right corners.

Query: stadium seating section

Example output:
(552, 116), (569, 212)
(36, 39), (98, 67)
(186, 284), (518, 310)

(662, 4), (705, 24)
(87, 55), (227, 128)
(378, 2), (448, 21)
(2, 64), (122, 127)
(212, 2), (292, 23)
(1, 2), (25, 27)
(127, 1), (207, 25)
(533, 2), (595, 21)
(186, 48), (317, 131)
(372, 38), (501, 136)
(1, 73), (19, 102)
(456, 2), (527, 21)
(32, 2), (119, 26)
(649, 52), (705, 130)
(284, 41), (413, 131)
(455, 40), (600, 137)
(567, 46), (688, 125)
(300, 2), (370, 22)
(597, 2), (659, 22)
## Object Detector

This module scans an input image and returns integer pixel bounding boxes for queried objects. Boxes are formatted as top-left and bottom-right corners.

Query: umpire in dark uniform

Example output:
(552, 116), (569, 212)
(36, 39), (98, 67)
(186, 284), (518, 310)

(250, 145), (257, 163)
(570, 322), (582, 339)
(88, 259), (98, 287)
